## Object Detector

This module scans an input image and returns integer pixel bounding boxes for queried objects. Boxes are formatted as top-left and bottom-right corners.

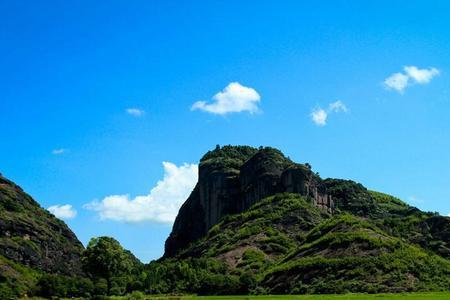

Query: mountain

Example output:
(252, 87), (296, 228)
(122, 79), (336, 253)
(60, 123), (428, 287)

(165, 146), (333, 257)
(159, 145), (450, 294)
(0, 173), (84, 276)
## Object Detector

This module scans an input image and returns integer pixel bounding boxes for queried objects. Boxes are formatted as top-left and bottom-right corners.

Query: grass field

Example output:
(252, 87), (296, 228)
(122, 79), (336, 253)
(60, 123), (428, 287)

(26, 292), (450, 300)
(112, 293), (450, 300)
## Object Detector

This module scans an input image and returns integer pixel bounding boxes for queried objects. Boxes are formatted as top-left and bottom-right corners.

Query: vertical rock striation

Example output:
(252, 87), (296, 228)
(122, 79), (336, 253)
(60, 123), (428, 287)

(164, 145), (334, 257)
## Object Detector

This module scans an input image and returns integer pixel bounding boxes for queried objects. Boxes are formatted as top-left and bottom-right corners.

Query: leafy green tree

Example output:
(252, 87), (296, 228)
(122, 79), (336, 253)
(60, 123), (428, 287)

(82, 236), (141, 295)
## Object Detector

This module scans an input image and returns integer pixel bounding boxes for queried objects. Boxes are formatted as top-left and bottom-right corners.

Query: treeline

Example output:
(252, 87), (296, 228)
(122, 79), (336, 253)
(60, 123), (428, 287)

(25, 236), (257, 299)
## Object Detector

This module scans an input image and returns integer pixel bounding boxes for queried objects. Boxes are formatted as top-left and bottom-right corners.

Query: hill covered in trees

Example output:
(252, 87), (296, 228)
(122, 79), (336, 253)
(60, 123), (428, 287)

(1, 145), (450, 298)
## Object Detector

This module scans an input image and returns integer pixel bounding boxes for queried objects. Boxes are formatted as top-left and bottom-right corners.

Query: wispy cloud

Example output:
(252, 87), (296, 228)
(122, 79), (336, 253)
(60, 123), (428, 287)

(384, 66), (440, 93)
(84, 162), (198, 224)
(191, 82), (261, 115)
(328, 100), (348, 113)
(311, 100), (348, 126)
(48, 204), (77, 220)
(52, 148), (67, 155)
(126, 108), (145, 117)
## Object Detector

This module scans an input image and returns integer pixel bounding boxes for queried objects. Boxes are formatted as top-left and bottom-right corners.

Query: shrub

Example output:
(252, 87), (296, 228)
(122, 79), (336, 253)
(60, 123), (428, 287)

(126, 290), (145, 300)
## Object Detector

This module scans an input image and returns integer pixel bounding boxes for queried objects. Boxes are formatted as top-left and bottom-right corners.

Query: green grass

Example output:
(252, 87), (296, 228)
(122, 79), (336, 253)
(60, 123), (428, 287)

(107, 292), (450, 300)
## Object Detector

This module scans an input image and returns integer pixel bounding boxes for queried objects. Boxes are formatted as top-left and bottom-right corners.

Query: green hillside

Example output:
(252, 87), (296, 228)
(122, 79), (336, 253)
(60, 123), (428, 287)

(151, 191), (450, 295)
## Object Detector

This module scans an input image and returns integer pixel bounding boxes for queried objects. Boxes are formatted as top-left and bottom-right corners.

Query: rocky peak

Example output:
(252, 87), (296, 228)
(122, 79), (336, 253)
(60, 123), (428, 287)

(164, 145), (334, 257)
(239, 147), (293, 211)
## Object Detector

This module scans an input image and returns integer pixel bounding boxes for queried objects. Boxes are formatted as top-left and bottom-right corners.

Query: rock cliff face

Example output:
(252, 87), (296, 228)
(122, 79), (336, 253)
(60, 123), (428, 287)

(0, 174), (84, 275)
(164, 146), (334, 257)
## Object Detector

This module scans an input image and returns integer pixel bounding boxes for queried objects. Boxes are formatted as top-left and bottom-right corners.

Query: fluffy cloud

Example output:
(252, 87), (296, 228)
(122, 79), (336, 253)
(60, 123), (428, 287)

(404, 66), (440, 84)
(311, 108), (328, 126)
(52, 148), (67, 155)
(126, 108), (145, 117)
(48, 204), (77, 220)
(311, 100), (347, 126)
(191, 82), (261, 115)
(84, 162), (198, 223)
(384, 66), (440, 93)
(384, 73), (409, 93)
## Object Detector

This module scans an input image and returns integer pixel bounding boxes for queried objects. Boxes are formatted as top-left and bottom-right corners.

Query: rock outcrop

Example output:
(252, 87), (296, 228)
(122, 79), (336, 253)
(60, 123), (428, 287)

(164, 146), (334, 257)
(0, 174), (84, 275)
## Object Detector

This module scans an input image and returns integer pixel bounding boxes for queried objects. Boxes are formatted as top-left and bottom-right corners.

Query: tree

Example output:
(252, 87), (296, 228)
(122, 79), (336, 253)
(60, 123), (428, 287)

(81, 236), (141, 295)
(35, 274), (94, 298)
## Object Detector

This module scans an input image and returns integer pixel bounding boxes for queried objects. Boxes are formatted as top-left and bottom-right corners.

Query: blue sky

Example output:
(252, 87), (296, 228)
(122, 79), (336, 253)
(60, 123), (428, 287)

(1, 1), (450, 262)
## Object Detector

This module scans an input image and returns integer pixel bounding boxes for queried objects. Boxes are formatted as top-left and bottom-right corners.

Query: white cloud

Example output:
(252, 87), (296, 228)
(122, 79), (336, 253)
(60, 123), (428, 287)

(126, 108), (145, 117)
(311, 100), (348, 126)
(84, 162), (198, 224)
(404, 66), (440, 84)
(384, 66), (440, 93)
(384, 72), (409, 93)
(311, 108), (328, 126)
(52, 148), (67, 155)
(48, 204), (77, 220)
(191, 82), (261, 115)
(328, 100), (348, 113)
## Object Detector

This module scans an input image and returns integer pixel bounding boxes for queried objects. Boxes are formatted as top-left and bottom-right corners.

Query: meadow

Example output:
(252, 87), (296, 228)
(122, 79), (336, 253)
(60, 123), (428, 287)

(108, 293), (450, 300)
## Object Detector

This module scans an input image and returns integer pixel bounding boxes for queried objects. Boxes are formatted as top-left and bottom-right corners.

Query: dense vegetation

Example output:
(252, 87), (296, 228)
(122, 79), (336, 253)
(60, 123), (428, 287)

(155, 193), (450, 295)
(200, 145), (259, 174)
(0, 255), (38, 299)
